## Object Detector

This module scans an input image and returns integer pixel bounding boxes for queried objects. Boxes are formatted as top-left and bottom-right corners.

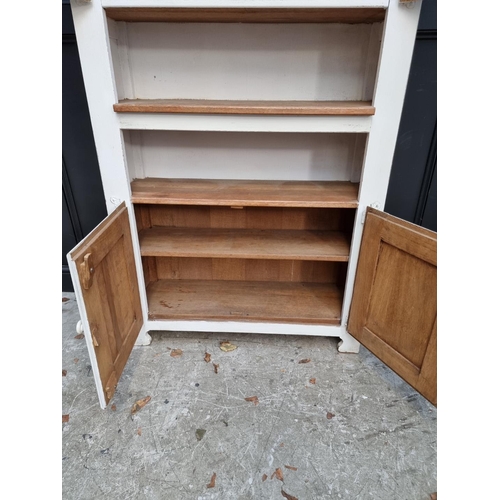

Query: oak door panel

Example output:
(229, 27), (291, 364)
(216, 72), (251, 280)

(69, 203), (143, 405)
(348, 208), (437, 405)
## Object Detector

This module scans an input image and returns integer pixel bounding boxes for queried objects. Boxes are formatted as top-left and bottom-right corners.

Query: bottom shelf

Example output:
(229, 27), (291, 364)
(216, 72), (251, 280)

(147, 280), (342, 325)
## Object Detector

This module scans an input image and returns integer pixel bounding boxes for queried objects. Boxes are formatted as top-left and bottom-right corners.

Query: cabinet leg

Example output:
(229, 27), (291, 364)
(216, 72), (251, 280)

(337, 328), (360, 353)
(135, 331), (152, 346)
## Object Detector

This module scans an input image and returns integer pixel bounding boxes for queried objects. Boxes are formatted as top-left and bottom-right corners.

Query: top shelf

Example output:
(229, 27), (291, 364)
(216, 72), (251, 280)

(105, 7), (386, 24)
(114, 99), (375, 116)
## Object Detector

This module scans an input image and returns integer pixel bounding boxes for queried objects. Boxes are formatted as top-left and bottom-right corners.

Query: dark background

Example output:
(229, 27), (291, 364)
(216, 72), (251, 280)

(62, 0), (436, 291)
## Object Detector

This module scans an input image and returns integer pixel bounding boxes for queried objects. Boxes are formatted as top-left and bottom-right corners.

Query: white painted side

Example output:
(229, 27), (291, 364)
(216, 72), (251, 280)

(124, 130), (366, 181)
(70, 0), (151, 355)
(103, 1), (389, 9)
(118, 113), (373, 133)
(122, 130), (145, 179)
(350, 133), (367, 183)
(145, 320), (359, 352)
(340, 0), (422, 332)
(107, 19), (135, 101)
(113, 23), (380, 101)
(70, 2), (129, 210)
(362, 22), (384, 101)
(67, 255), (107, 409)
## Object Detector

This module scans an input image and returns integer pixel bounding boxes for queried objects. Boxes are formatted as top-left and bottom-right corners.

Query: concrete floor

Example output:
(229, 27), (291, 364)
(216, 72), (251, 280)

(62, 293), (437, 500)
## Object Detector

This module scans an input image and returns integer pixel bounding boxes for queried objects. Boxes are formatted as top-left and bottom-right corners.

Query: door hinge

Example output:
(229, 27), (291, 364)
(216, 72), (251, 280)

(80, 253), (95, 289)
(361, 202), (380, 224)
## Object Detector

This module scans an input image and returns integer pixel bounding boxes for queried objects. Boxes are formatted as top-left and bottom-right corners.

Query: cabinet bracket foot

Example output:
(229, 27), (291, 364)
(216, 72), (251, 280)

(135, 331), (152, 346)
(337, 329), (360, 353)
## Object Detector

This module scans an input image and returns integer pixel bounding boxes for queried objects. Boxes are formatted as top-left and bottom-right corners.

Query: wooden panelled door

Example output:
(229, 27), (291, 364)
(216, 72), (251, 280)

(68, 203), (143, 407)
(348, 208), (437, 405)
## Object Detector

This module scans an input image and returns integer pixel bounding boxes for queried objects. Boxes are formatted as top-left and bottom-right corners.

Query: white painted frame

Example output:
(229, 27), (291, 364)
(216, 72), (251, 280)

(69, 0), (422, 401)
(117, 114), (373, 133)
(102, 1), (390, 8)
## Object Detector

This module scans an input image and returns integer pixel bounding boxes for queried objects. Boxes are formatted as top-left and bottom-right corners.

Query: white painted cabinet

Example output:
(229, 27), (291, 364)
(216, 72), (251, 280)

(67, 1), (428, 409)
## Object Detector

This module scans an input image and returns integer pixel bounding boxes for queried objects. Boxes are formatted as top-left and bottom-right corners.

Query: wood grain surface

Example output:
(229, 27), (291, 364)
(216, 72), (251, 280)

(70, 204), (143, 405)
(114, 99), (375, 116)
(348, 208), (437, 405)
(131, 178), (359, 208)
(106, 8), (386, 24)
(147, 279), (342, 324)
(139, 227), (350, 261)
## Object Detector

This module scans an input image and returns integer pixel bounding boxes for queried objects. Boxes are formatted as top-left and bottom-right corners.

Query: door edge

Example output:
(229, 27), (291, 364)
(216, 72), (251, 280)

(66, 252), (108, 410)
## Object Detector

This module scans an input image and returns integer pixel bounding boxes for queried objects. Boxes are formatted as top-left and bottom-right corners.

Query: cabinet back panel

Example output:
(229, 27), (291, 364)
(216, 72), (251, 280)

(151, 256), (345, 284)
(110, 22), (382, 101)
(143, 205), (355, 232)
(124, 130), (366, 181)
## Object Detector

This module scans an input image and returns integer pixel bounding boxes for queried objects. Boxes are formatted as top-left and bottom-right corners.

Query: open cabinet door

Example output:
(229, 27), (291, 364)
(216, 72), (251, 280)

(67, 202), (143, 408)
(348, 208), (437, 405)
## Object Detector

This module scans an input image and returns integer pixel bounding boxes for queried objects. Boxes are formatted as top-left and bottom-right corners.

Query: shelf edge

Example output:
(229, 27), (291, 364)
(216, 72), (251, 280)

(113, 100), (375, 116)
(117, 113), (373, 133)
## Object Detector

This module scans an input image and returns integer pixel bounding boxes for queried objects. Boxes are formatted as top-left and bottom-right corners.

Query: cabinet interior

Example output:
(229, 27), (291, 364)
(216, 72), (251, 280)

(111, 9), (380, 326)
(107, 14), (384, 107)
(123, 130), (367, 182)
(135, 204), (355, 324)
(124, 123), (364, 327)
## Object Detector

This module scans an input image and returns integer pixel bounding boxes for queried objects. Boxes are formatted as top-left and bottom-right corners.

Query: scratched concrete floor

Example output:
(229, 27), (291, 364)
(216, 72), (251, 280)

(62, 293), (437, 500)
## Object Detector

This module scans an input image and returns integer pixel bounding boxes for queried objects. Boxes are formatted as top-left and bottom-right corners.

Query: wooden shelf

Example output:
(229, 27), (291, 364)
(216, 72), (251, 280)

(131, 178), (359, 208)
(147, 280), (342, 325)
(114, 99), (375, 116)
(105, 8), (386, 24)
(139, 227), (350, 261)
